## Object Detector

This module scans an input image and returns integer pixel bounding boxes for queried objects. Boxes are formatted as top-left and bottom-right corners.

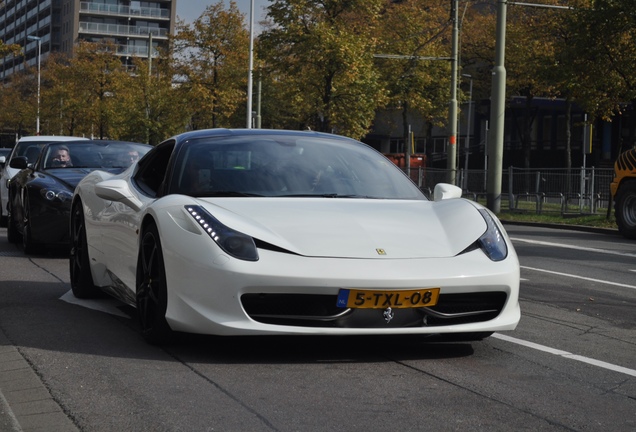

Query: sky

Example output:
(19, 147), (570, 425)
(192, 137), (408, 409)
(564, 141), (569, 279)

(176, 0), (270, 27)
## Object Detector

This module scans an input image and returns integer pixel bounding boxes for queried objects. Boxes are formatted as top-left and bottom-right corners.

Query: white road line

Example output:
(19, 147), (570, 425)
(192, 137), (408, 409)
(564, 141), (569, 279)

(493, 333), (636, 378)
(510, 237), (636, 258)
(521, 266), (636, 290)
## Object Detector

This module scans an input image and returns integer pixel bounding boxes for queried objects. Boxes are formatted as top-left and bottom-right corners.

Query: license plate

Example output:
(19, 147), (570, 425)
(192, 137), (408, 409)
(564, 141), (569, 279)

(336, 288), (440, 309)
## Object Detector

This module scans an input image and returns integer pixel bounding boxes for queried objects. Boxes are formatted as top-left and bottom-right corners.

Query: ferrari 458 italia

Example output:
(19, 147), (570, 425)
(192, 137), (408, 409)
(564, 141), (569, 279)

(70, 129), (520, 344)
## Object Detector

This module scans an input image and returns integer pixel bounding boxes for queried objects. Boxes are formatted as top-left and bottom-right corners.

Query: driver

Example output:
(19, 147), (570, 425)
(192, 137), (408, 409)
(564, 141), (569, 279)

(50, 145), (73, 167)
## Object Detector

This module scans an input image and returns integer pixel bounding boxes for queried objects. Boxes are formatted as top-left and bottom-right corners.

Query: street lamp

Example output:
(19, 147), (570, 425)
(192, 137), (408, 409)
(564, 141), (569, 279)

(488, 1), (573, 213)
(447, 0), (459, 185)
(246, 0), (255, 128)
(27, 35), (41, 135)
(462, 73), (473, 190)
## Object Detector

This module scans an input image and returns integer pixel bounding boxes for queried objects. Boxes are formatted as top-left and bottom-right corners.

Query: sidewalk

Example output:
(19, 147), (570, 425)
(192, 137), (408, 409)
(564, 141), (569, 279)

(0, 329), (79, 432)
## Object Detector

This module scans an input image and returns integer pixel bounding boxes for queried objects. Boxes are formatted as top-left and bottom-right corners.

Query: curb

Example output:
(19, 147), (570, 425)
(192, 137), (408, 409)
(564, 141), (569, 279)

(0, 329), (79, 432)
(501, 220), (622, 236)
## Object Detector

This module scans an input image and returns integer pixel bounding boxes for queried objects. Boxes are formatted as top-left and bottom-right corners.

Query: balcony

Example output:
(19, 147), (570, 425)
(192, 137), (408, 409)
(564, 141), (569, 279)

(78, 22), (168, 39)
(80, 1), (170, 20)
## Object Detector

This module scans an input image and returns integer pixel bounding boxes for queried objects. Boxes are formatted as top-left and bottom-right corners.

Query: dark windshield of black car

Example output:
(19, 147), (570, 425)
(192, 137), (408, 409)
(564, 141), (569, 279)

(42, 142), (150, 170)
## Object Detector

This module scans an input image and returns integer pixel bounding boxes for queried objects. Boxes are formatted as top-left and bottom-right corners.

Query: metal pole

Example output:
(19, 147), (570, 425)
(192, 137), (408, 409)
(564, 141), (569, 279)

(36, 38), (41, 135)
(447, 0), (459, 185)
(256, 74), (262, 129)
(462, 74), (472, 190)
(28, 36), (42, 135)
(487, 0), (507, 213)
(246, 0), (255, 128)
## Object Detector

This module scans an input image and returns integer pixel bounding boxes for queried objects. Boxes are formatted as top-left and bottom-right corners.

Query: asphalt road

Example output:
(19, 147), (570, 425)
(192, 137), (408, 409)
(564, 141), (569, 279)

(0, 224), (635, 431)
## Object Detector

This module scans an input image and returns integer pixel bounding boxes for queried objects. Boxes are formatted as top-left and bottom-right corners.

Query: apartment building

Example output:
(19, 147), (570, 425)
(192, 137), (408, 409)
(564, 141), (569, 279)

(0, 0), (177, 80)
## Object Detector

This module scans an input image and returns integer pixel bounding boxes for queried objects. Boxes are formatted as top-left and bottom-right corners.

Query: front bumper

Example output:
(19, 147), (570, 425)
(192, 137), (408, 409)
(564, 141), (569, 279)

(160, 241), (520, 336)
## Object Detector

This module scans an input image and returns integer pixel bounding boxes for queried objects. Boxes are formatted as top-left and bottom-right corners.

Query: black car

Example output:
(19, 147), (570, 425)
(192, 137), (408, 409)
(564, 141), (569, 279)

(7, 140), (151, 253)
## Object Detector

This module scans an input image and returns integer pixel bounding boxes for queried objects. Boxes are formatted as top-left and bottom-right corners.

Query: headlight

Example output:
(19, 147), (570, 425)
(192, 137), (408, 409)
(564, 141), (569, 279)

(185, 205), (259, 261)
(40, 188), (73, 203)
(476, 208), (508, 261)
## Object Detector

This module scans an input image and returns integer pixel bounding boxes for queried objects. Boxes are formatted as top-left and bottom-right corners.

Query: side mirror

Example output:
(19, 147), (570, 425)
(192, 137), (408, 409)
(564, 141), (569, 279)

(9, 156), (28, 170)
(95, 179), (142, 211)
(0, 156), (5, 167)
(433, 183), (463, 201)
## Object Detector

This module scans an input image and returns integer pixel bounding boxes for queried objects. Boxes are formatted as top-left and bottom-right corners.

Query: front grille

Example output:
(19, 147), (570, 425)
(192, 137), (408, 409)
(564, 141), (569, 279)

(241, 291), (507, 328)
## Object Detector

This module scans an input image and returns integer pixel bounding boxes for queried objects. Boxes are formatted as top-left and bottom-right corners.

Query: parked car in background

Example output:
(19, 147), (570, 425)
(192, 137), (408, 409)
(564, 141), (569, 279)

(7, 139), (151, 253)
(0, 148), (10, 166)
(0, 136), (87, 227)
(70, 128), (520, 345)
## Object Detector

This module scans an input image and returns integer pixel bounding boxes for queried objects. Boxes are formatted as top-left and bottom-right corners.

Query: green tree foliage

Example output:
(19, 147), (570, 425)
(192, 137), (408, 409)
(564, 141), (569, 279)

(44, 42), (128, 139)
(172, 0), (250, 129)
(565, 0), (636, 124)
(375, 0), (452, 143)
(109, 56), (192, 145)
(0, 40), (21, 58)
(0, 70), (36, 135)
(2, 0), (635, 159)
(259, 0), (386, 139)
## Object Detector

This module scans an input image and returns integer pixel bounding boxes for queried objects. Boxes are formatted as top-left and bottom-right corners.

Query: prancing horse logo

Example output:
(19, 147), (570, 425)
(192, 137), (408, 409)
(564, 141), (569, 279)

(376, 248), (386, 255)
(383, 307), (394, 324)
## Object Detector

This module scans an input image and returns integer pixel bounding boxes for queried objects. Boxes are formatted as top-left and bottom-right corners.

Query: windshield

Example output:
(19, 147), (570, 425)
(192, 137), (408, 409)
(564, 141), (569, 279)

(171, 135), (425, 200)
(12, 141), (48, 165)
(42, 142), (150, 169)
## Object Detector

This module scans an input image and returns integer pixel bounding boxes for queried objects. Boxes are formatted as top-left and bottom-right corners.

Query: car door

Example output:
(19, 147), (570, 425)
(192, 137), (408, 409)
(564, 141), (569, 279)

(98, 141), (176, 292)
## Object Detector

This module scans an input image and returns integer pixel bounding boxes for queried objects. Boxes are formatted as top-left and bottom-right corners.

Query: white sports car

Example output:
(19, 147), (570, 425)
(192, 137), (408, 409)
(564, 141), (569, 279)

(71, 129), (520, 344)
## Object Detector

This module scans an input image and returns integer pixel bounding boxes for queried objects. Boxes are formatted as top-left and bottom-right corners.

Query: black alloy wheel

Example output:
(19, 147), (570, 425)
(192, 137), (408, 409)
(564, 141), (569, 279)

(136, 223), (174, 345)
(69, 202), (99, 298)
(21, 198), (39, 254)
(0, 190), (6, 228)
(6, 203), (19, 244)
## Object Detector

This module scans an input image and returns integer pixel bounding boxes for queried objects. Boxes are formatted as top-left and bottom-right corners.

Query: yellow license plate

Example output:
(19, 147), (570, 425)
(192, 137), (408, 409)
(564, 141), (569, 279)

(336, 288), (440, 309)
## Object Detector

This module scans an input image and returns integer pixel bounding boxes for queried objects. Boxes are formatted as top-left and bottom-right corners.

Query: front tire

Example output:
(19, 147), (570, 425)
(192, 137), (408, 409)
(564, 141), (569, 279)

(21, 199), (40, 255)
(6, 204), (20, 244)
(0, 189), (7, 228)
(615, 181), (636, 239)
(136, 223), (174, 345)
(70, 201), (100, 298)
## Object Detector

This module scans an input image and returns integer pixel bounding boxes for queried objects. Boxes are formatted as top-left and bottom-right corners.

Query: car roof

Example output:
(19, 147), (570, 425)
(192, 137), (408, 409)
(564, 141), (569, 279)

(171, 128), (356, 143)
(17, 136), (88, 143)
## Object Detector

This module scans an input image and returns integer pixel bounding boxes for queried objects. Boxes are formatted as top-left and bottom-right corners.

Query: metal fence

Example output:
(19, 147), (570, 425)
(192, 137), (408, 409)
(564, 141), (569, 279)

(404, 166), (615, 215)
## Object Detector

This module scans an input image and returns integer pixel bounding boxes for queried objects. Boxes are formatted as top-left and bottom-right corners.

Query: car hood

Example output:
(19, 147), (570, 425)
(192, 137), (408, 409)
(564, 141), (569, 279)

(196, 198), (487, 259)
(46, 168), (121, 189)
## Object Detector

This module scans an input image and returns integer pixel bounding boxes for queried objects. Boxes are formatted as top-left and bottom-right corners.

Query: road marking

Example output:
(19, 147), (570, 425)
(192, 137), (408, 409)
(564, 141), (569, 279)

(510, 237), (636, 258)
(493, 333), (636, 378)
(521, 266), (636, 290)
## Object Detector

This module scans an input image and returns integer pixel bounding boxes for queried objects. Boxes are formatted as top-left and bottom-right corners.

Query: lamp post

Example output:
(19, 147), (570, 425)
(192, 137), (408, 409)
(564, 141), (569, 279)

(487, 1), (573, 213)
(462, 73), (473, 190)
(27, 35), (41, 135)
(447, 0), (459, 185)
(246, 0), (255, 128)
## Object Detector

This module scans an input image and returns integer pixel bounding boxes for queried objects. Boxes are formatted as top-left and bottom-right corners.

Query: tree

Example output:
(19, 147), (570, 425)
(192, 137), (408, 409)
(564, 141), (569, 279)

(259, 0), (386, 139)
(0, 41), (21, 58)
(565, 0), (636, 153)
(375, 0), (452, 147)
(45, 42), (128, 138)
(172, 1), (250, 129)
(0, 70), (37, 136)
(110, 56), (192, 144)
